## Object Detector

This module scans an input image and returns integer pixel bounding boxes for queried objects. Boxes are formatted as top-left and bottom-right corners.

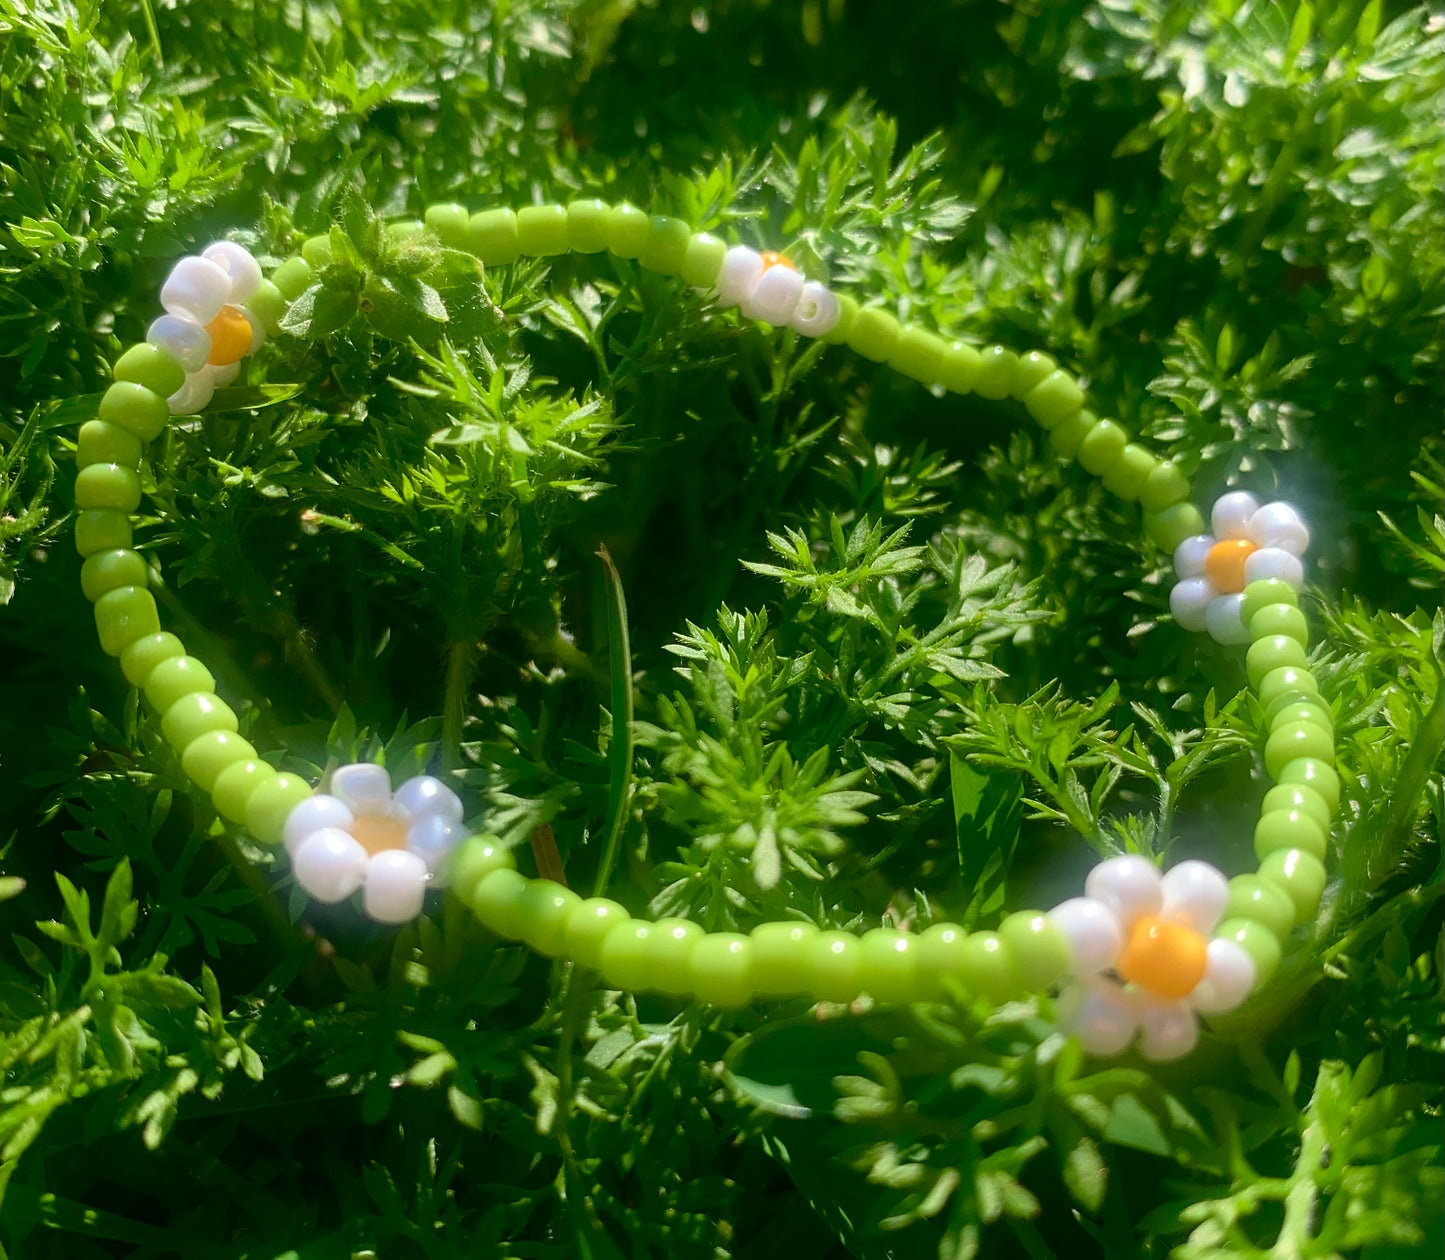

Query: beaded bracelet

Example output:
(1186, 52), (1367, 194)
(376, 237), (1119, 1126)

(70, 198), (1340, 1063)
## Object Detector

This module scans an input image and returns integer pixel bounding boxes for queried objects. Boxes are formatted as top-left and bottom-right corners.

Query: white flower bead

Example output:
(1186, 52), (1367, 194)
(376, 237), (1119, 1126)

(1048, 897), (1124, 974)
(241, 306), (266, 354)
(1189, 939), (1257, 1015)
(406, 814), (468, 881)
(1159, 860), (1229, 934)
(1211, 491), (1260, 541)
(1066, 988), (1138, 1057)
(1084, 855), (1162, 928)
(293, 828), (370, 903)
(1205, 592), (1250, 645)
(283, 794), (355, 856)
(167, 370), (216, 416)
(715, 245), (764, 309)
(329, 763), (392, 814)
(161, 255), (232, 325)
(147, 314), (212, 373)
(1173, 535), (1215, 581)
(1170, 578), (1216, 633)
(364, 850), (429, 924)
(390, 775), (464, 825)
(745, 264), (804, 324)
(201, 241), (262, 304)
(1248, 502), (1309, 555)
(207, 361), (239, 387)
(1244, 546), (1305, 589)
(790, 281), (841, 337)
(1137, 1003), (1199, 1062)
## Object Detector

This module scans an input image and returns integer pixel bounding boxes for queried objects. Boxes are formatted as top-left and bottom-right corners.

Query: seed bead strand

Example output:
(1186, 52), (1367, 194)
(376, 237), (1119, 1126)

(67, 198), (1337, 1060)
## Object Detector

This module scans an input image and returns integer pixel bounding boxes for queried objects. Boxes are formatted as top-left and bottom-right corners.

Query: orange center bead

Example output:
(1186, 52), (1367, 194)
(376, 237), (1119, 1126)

(205, 304), (253, 366)
(1204, 538), (1256, 593)
(759, 250), (796, 272)
(1116, 915), (1208, 999)
(350, 813), (407, 855)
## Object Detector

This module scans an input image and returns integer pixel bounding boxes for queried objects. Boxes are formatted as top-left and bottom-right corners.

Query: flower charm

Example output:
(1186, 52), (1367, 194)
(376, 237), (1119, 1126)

(1048, 856), (1257, 1061)
(713, 245), (841, 336)
(1169, 492), (1309, 644)
(283, 764), (468, 924)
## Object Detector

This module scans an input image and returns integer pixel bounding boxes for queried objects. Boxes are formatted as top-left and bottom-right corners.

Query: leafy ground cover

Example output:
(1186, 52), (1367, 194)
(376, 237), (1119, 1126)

(0, 1), (1441, 1256)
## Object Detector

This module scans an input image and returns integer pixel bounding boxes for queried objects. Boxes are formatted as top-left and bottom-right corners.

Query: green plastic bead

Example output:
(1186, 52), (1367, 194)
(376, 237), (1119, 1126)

(974, 346), (1018, 400)
(1100, 444), (1158, 500)
(468, 208), (520, 265)
(687, 933), (754, 1006)
(1256, 847), (1328, 922)
(98, 381), (169, 442)
(469, 868), (532, 939)
(516, 204), (570, 257)
(1138, 461), (1191, 514)
(1257, 666), (1320, 711)
(846, 307), (901, 362)
(915, 923), (970, 1000)
(384, 220), (425, 244)
(605, 203), (652, 259)
(856, 929), (923, 1004)
(566, 199), (612, 254)
(1024, 369), (1086, 429)
(956, 931), (1019, 1004)
(244, 772), (313, 845)
(749, 922), (818, 997)
(1265, 722), (1335, 778)
(1269, 700), (1333, 737)
(1262, 783), (1333, 832)
(1076, 419), (1129, 476)
(937, 340), (982, 394)
(271, 257), (316, 300)
(598, 920), (658, 991)
(1214, 917), (1281, 986)
(424, 202), (471, 248)
(94, 585), (160, 656)
(211, 758), (279, 824)
(821, 293), (859, 346)
(1145, 502), (1208, 553)
(561, 897), (631, 967)
(888, 326), (947, 384)
(1047, 408), (1099, 460)
(1246, 635), (1310, 689)
(77, 419), (142, 470)
(637, 215), (691, 274)
(80, 549), (148, 602)
(75, 462), (141, 513)
(246, 279), (288, 334)
(74, 509), (132, 558)
(120, 631), (186, 687)
(143, 655), (217, 714)
(681, 232), (728, 288)
(1225, 874), (1297, 940)
(806, 930), (862, 1002)
(113, 344), (185, 400)
(1241, 579), (1299, 626)
(1010, 351), (1058, 399)
(997, 911), (1070, 991)
(1249, 604), (1310, 648)
(651, 918), (704, 995)
(448, 835), (516, 904)
(1276, 758), (1340, 813)
(1253, 808), (1328, 861)
(181, 731), (257, 793)
(160, 691), (238, 750)
(301, 234), (334, 268)
(512, 879), (582, 957)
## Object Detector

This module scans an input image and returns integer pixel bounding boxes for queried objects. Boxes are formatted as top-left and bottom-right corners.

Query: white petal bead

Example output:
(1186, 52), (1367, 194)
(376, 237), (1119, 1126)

(293, 827), (370, 903)
(1190, 939), (1257, 1015)
(1047, 897), (1124, 974)
(1084, 855), (1163, 929)
(161, 255), (233, 325)
(715, 246), (764, 309)
(167, 370), (216, 416)
(790, 281), (841, 337)
(364, 849), (429, 924)
(1173, 535), (1215, 581)
(201, 241), (262, 304)
(207, 361), (239, 387)
(241, 305), (266, 354)
(390, 775), (464, 825)
(1169, 577), (1217, 633)
(329, 763), (393, 815)
(1159, 860), (1229, 934)
(1205, 593), (1250, 645)
(1244, 546), (1305, 589)
(1211, 491), (1260, 541)
(405, 814), (468, 882)
(746, 264), (804, 325)
(283, 793), (355, 856)
(1064, 987), (1139, 1057)
(1247, 502), (1309, 555)
(1137, 1004), (1199, 1061)
(147, 314), (212, 373)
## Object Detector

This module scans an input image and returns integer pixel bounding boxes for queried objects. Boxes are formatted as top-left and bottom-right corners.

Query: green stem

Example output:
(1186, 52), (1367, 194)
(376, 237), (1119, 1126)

(441, 635), (476, 773)
(591, 545), (634, 899)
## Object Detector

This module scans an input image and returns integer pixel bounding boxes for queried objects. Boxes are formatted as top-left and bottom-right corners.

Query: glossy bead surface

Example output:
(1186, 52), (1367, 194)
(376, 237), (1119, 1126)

(687, 933), (754, 1006)
(390, 775), (464, 824)
(806, 930), (861, 1002)
(245, 773), (314, 845)
(1010, 351), (1057, 398)
(1261, 783), (1332, 831)
(80, 549), (148, 602)
(746, 262), (804, 324)
(605, 203), (651, 259)
(1256, 848), (1327, 921)
(468, 208), (520, 265)
(161, 255), (231, 325)
(1253, 808), (1327, 861)
(1047, 898), (1124, 974)
(181, 730), (257, 792)
(1244, 547), (1304, 589)
(650, 918), (704, 995)
(75, 463), (141, 513)
(1047, 409), (1099, 460)
(1247, 501), (1308, 555)
(160, 691), (238, 750)
(914, 923), (970, 1000)
(1190, 939), (1257, 1014)
(1257, 665), (1319, 709)
(889, 326), (947, 383)
(820, 292), (858, 345)
(167, 370), (215, 416)
(424, 202), (472, 248)
(94, 584), (160, 656)
(1101, 444), (1157, 499)
(516, 204), (570, 257)
(201, 241), (262, 302)
(292, 827), (370, 903)
(1205, 538), (1255, 593)
(1085, 855), (1163, 924)
(271, 256), (316, 300)
(300, 235), (333, 268)
(681, 232), (727, 288)
(998, 911), (1070, 990)
(1248, 603), (1309, 647)
(283, 794), (355, 856)
(561, 897), (631, 967)
(1077, 418), (1129, 476)
(566, 199), (612, 254)
(855, 929), (923, 1003)
(119, 631), (185, 687)
(790, 281), (840, 337)
(147, 314), (212, 373)
(1067, 990), (1137, 1057)
(204, 305), (252, 365)
(114, 344), (186, 401)
(512, 880), (582, 957)
(715, 245), (764, 308)
(1211, 491), (1259, 540)
(74, 509), (132, 558)
(1246, 635), (1309, 688)
(1138, 462), (1191, 514)
(637, 215), (691, 274)
(750, 922), (818, 996)
(1159, 860), (1229, 934)
(973, 346), (1018, 400)
(364, 850), (430, 924)
(143, 655), (216, 714)
(1268, 700), (1333, 737)
(1024, 370), (1086, 430)
(76, 419), (143, 470)
(211, 758), (278, 824)
(1137, 1005), (1199, 1062)
(1213, 918), (1281, 985)
(1205, 593), (1250, 645)
(1275, 757), (1340, 813)
(1169, 578), (1215, 632)
(955, 931), (1018, 1004)
(598, 920), (660, 991)
(936, 340), (981, 394)
(1265, 723), (1335, 778)
(448, 835), (516, 904)
(1117, 915), (1206, 999)
(470, 868), (532, 938)
(246, 279), (287, 334)
(328, 763), (391, 814)
(844, 306), (901, 362)
(1240, 579), (1298, 624)
(1225, 874), (1297, 939)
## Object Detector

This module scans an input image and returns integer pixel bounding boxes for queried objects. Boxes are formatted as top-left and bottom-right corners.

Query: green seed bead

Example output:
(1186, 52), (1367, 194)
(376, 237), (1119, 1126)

(1076, 418), (1129, 476)
(1138, 461), (1191, 514)
(468, 208), (520, 265)
(76, 420), (142, 470)
(94, 585), (160, 656)
(384, 220), (425, 244)
(681, 232), (728, 288)
(651, 918), (704, 995)
(1145, 502), (1208, 553)
(211, 758), (278, 824)
(888, 326), (947, 384)
(180, 730), (257, 793)
(512, 879), (582, 957)
(271, 256), (316, 300)
(300, 234), (333, 268)
(637, 215), (692, 274)
(1276, 758), (1340, 813)
(806, 930), (862, 1002)
(998, 911), (1070, 991)
(598, 920), (658, 990)
(1256, 847), (1327, 922)
(1024, 369), (1086, 429)
(1247, 635), (1310, 689)
(516, 204), (570, 257)
(749, 922), (818, 997)
(846, 306), (901, 362)
(1269, 700), (1334, 738)
(605, 202), (652, 258)
(1225, 874), (1297, 940)
(687, 932), (754, 1006)
(1047, 408), (1099, 460)
(74, 509), (132, 558)
(1257, 666), (1320, 711)
(561, 897), (631, 967)
(448, 835), (516, 904)
(143, 655), (216, 714)
(244, 772), (313, 845)
(120, 631), (185, 687)
(246, 279), (288, 334)
(74, 462), (141, 513)
(470, 868), (532, 939)
(956, 931), (1019, 1004)
(1254, 808), (1328, 861)
(1265, 722), (1335, 779)
(1010, 351), (1058, 399)
(113, 344), (185, 400)
(1241, 579), (1299, 626)
(80, 549), (148, 602)
(1100, 444), (1158, 500)
(1214, 917), (1281, 986)
(1249, 604), (1309, 648)
(856, 929), (923, 1004)
(566, 199), (612, 254)
(424, 202), (471, 248)
(915, 923), (970, 1000)
(1262, 783), (1333, 832)
(160, 691), (238, 750)
(974, 346), (1019, 401)
(821, 293), (859, 346)
(98, 381), (169, 442)
(937, 340), (982, 394)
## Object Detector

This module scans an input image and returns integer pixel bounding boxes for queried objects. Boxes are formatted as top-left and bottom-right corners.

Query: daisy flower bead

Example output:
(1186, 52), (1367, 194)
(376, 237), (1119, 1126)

(712, 245), (841, 338)
(282, 764), (468, 924)
(1169, 493), (1310, 644)
(1048, 855), (1258, 1061)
